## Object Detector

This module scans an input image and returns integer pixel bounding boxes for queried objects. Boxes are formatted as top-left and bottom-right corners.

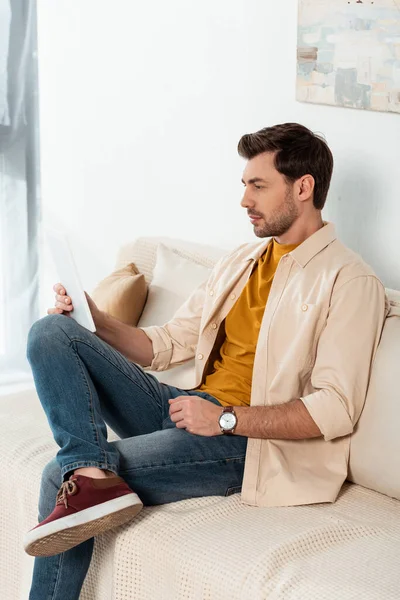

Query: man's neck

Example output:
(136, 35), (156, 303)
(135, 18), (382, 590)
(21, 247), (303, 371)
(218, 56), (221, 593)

(274, 215), (324, 246)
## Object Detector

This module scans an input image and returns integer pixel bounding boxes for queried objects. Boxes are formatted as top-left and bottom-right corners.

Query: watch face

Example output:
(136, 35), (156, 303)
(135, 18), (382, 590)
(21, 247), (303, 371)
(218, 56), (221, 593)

(220, 413), (236, 430)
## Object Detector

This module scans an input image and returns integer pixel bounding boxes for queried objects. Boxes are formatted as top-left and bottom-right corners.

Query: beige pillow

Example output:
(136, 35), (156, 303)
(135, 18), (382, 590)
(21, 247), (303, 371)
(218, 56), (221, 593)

(91, 263), (147, 326)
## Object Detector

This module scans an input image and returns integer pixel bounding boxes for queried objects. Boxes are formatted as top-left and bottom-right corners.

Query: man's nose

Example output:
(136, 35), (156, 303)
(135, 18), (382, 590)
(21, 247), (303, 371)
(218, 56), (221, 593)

(240, 188), (254, 209)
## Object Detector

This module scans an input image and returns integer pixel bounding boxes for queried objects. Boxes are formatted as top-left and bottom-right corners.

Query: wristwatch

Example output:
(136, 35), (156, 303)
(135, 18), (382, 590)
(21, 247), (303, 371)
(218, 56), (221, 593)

(219, 406), (237, 435)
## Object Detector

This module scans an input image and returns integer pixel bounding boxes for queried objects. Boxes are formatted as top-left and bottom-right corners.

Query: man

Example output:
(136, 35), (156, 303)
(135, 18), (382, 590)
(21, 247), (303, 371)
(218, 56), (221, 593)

(25, 123), (388, 600)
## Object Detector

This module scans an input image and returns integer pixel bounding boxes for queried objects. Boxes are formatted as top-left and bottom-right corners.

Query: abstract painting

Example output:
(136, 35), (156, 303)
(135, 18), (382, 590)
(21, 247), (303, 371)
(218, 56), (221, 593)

(297, 0), (400, 113)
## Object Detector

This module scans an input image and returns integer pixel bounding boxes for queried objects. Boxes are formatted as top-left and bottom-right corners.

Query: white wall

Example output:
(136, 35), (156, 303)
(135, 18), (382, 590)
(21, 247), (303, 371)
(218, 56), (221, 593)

(37, 0), (400, 314)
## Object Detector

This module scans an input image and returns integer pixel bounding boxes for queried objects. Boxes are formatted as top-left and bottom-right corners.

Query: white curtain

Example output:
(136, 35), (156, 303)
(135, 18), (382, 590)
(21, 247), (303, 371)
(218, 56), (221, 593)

(0, 0), (11, 125)
(0, 0), (40, 386)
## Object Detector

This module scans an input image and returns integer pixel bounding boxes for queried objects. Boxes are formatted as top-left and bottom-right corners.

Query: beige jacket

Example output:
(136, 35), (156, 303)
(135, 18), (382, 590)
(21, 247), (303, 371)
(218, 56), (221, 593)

(140, 222), (389, 507)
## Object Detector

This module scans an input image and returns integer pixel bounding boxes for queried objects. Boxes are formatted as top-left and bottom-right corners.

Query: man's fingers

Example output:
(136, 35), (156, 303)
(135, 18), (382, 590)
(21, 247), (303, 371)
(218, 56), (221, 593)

(168, 402), (182, 414)
(53, 283), (66, 295)
(56, 301), (73, 311)
(57, 293), (71, 303)
(47, 307), (70, 316)
(169, 410), (185, 425)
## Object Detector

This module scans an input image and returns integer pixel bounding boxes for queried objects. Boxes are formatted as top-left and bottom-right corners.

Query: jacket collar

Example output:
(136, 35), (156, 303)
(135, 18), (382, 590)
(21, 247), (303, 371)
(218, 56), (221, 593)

(243, 221), (337, 268)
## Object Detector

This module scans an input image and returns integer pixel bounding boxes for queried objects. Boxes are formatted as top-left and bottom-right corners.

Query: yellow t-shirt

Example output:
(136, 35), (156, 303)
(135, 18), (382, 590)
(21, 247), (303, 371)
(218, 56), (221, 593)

(196, 238), (301, 406)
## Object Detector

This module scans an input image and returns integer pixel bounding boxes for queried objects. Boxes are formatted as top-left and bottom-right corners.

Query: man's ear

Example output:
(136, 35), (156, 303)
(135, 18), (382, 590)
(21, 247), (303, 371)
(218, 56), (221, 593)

(298, 174), (315, 203)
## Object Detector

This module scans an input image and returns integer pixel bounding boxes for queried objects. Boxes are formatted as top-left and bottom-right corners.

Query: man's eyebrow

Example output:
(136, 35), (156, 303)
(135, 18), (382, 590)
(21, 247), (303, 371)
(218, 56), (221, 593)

(241, 177), (269, 185)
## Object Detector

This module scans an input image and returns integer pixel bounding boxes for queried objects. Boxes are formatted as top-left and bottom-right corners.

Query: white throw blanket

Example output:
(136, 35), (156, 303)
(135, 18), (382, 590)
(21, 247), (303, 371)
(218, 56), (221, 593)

(0, 0), (11, 125)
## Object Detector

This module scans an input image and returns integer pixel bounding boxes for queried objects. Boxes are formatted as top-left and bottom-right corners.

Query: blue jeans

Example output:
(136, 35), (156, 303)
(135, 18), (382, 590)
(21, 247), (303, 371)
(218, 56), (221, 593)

(26, 313), (247, 600)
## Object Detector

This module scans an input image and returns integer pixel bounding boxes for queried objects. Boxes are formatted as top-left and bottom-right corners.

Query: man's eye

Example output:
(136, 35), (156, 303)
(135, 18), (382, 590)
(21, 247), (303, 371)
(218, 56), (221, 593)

(254, 185), (262, 190)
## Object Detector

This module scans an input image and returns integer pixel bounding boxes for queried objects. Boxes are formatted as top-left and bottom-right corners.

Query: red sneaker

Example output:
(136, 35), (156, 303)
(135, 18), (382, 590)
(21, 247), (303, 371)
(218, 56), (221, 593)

(24, 473), (143, 557)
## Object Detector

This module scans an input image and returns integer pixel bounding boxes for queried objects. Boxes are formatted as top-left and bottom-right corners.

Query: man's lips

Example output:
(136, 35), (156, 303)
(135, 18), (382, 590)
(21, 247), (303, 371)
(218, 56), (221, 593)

(249, 215), (262, 222)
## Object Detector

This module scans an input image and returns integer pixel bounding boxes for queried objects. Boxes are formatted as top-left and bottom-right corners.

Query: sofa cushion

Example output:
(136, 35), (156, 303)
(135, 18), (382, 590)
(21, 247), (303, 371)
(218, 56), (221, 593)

(348, 288), (400, 500)
(104, 482), (400, 600)
(138, 242), (212, 328)
(137, 242), (213, 389)
(91, 262), (147, 326)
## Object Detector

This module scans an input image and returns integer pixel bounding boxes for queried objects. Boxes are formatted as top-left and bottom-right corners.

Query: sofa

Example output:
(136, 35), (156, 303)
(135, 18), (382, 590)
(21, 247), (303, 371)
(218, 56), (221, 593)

(1, 235), (400, 600)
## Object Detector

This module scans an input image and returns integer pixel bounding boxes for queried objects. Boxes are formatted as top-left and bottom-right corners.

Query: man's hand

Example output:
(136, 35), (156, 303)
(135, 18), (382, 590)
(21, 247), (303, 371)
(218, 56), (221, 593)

(168, 396), (223, 436)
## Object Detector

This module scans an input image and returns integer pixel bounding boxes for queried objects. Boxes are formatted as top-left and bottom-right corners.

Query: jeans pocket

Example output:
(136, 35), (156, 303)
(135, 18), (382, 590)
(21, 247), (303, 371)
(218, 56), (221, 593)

(225, 485), (242, 497)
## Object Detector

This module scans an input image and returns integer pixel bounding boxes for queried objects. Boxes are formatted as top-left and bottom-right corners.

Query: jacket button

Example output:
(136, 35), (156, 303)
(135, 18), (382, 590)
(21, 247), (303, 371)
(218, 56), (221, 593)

(211, 323), (217, 330)
(301, 304), (308, 311)
(209, 290), (214, 296)
(230, 293), (236, 300)
(197, 353), (204, 360)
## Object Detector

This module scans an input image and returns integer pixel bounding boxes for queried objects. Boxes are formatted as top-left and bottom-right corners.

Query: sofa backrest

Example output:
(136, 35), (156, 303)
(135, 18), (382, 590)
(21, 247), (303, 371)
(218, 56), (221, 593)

(347, 289), (400, 500)
(116, 237), (400, 501)
(115, 236), (226, 285)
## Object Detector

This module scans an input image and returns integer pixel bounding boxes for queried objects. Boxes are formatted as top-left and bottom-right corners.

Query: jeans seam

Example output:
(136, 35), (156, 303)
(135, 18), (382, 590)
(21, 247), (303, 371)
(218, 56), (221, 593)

(225, 485), (242, 496)
(70, 339), (108, 467)
(48, 551), (63, 600)
(120, 456), (245, 473)
(68, 337), (164, 412)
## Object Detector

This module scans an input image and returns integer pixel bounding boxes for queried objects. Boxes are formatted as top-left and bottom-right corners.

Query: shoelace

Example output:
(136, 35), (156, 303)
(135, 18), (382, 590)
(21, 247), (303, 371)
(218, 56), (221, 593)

(56, 478), (78, 509)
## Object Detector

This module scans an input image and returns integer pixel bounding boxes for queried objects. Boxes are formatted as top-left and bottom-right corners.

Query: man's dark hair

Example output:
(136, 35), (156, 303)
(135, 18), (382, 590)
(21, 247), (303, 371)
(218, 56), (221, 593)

(237, 123), (334, 210)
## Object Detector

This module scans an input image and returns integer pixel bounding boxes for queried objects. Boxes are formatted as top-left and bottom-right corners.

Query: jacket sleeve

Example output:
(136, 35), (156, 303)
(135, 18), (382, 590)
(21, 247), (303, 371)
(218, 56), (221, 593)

(299, 275), (388, 442)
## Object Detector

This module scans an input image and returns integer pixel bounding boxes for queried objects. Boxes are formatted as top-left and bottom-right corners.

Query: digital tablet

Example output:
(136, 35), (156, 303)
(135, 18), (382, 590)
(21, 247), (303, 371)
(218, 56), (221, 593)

(44, 226), (97, 333)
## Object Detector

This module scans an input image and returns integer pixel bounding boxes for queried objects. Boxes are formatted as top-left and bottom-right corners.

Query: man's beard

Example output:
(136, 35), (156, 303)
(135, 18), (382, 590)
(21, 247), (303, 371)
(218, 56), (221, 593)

(253, 187), (299, 238)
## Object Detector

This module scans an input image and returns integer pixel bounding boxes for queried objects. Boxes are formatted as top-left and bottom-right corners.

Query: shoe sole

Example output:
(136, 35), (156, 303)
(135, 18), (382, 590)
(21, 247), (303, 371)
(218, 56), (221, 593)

(23, 492), (143, 557)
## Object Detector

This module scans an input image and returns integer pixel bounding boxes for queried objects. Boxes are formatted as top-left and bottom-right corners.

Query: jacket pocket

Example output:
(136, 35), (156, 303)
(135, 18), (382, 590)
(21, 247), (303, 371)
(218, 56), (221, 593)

(268, 302), (327, 370)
